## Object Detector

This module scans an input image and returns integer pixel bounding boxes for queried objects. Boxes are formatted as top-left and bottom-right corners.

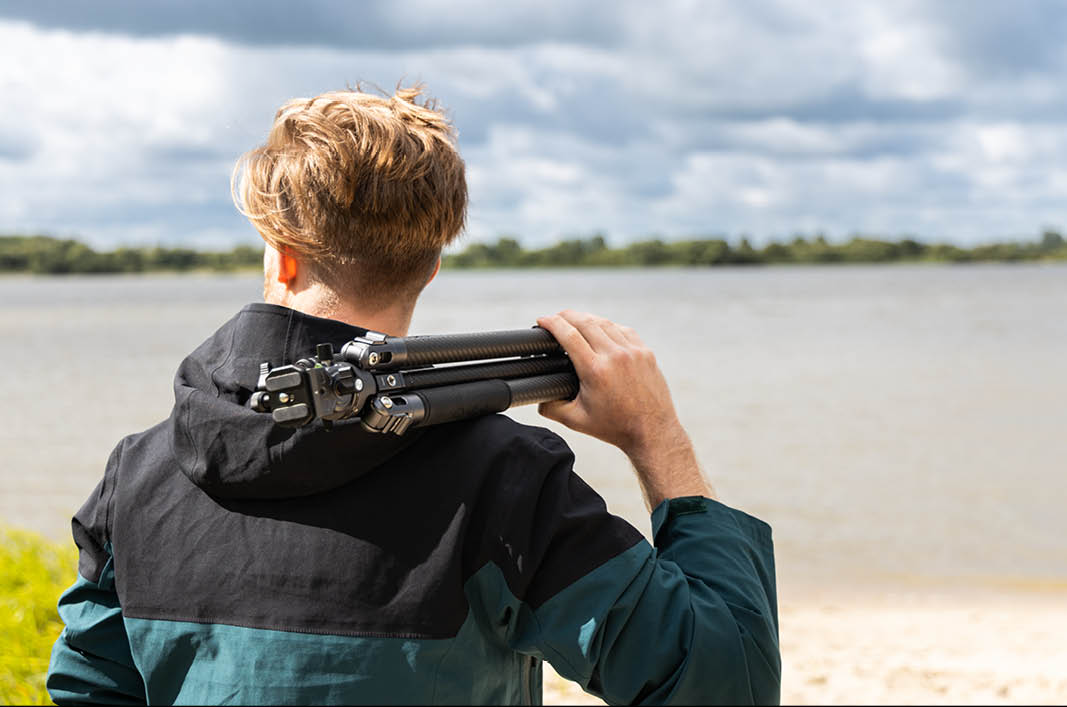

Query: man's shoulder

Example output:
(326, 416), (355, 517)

(103, 419), (174, 480)
(403, 414), (579, 507)
(425, 413), (574, 467)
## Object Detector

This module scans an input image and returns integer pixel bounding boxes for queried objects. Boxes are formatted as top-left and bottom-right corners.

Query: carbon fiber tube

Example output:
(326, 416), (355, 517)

(411, 371), (578, 429)
(416, 379), (513, 427)
(506, 372), (579, 406)
(395, 355), (572, 390)
(373, 328), (562, 370)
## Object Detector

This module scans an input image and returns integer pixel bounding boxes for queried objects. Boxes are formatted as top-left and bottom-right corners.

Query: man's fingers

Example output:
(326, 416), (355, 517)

(538, 400), (566, 423)
(601, 321), (632, 347)
(556, 310), (618, 354)
(618, 324), (644, 347)
(538, 399), (586, 429)
(537, 314), (594, 364)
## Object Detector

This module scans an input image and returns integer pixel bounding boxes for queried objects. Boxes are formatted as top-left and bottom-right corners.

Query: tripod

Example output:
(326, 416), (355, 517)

(250, 327), (578, 435)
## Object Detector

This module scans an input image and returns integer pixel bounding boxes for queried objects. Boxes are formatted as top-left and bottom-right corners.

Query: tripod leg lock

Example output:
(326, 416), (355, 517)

(361, 379), (513, 435)
(360, 394), (427, 435)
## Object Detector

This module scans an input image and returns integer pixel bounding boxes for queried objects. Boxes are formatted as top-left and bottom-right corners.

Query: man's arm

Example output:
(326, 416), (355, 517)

(47, 449), (146, 705)
(536, 310), (712, 510)
(48, 560), (146, 705)
(510, 310), (780, 704)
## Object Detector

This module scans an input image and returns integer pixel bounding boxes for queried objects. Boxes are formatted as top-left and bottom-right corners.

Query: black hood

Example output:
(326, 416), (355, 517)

(169, 303), (422, 499)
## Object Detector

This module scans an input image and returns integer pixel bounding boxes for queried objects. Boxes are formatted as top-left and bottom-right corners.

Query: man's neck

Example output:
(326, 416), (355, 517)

(265, 283), (416, 337)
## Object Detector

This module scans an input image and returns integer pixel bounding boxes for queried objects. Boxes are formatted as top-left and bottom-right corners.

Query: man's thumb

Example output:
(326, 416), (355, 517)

(538, 400), (575, 424)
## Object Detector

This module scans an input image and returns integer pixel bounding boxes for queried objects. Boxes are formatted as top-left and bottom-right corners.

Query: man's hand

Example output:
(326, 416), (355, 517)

(536, 310), (714, 510)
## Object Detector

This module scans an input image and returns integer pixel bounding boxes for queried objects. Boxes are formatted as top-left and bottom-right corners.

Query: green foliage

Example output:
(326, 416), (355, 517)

(2, 231), (1066, 275)
(1041, 229), (1065, 250)
(527, 236), (610, 267)
(0, 236), (263, 274)
(0, 527), (77, 706)
(669, 239), (733, 265)
(440, 231), (1067, 269)
(780, 235), (839, 263)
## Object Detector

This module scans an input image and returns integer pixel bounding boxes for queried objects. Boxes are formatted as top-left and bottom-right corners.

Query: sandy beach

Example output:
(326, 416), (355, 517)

(543, 591), (1067, 705)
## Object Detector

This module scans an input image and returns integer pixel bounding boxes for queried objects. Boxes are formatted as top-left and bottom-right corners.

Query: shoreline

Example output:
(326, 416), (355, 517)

(3, 259), (1067, 278)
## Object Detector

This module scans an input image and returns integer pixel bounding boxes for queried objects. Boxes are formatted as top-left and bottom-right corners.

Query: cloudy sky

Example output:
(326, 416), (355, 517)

(1, 0), (1065, 249)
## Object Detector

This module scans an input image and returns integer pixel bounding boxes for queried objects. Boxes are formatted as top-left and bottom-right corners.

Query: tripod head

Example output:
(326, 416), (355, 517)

(250, 327), (578, 435)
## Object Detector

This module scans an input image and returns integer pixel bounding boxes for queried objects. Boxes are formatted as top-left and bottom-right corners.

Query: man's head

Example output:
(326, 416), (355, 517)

(233, 84), (466, 309)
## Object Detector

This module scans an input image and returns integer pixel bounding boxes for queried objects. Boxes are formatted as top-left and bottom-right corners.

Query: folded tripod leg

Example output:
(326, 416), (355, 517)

(373, 355), (572, 393)
(361, 371), (578, 435)
(251, 327), (580, 433)
(342, 327), (562, 370)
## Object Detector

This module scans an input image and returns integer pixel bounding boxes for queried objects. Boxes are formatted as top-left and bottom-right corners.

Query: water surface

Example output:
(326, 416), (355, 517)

(1, 265), (1064, 598)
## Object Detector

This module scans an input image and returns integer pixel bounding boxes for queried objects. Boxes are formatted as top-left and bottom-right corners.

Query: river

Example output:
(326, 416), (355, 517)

(1, 264), (1064, 599)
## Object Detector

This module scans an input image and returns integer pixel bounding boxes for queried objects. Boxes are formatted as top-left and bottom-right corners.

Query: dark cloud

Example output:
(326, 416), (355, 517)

(0, 0), (623, 50)
(0, 133), (36, 162)
(143, 143), (236, 166)
(924, 0), (1067, 77)
(707, 82), (964, 124)
(450, 86), (646, 149)
(675, 121), (935, 162)
(31, 194), (232, 228)
(22, 193), (253, 246)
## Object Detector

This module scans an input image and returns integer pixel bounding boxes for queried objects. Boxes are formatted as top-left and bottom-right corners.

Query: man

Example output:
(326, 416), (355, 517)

(47, 85), (780, 705)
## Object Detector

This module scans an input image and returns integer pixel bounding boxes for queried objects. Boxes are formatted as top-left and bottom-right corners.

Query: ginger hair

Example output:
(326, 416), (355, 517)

(232, 84), (466, 301)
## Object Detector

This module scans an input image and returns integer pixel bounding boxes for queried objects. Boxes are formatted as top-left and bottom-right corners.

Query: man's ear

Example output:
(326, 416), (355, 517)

(277, 249), (299, 286)
(427, 257), (441, 286)
(264, 243), (301, 290)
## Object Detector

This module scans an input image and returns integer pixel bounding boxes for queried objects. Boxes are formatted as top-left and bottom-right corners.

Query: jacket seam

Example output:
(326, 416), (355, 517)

(102, 438), (124, 549)
(430, 615), (460, 704)
(180, 388), (201, 485)
(207, 308), (240, 397)
(527, 606), (588, 684)
(120, 610), (455, 640)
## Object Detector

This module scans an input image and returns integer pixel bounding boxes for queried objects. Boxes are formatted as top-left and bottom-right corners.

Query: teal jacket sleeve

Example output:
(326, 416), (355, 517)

(47, 450), (146, 705)
(47, 559), (146, 705)
(470, 434), (781, 706)
(537, 496), (780, 705)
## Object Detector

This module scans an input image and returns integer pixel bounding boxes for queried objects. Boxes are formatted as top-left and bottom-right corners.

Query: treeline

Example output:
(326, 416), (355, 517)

(443, 231), (1067, 268)
(0, 235), (262, 274)
(2, 231), (1067, 275)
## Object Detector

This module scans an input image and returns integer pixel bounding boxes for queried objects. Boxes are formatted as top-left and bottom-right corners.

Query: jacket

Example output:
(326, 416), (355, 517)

(47, 303), (781, 705)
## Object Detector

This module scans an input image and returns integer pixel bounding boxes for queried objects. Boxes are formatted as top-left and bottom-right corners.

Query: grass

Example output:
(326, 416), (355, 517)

(0, 527), (77, 706)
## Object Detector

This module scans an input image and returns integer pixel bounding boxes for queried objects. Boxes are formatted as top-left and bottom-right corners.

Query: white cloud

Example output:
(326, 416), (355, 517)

(976, 124), (1030, 163)
(1, 1), (1066, 248)
(0, 22), (241, 242)
(853, 4), (965, 101)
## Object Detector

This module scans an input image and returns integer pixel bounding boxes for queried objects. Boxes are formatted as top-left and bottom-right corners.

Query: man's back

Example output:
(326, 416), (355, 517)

(47, 84), (780, 705)
(47, 304), (780, 704)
